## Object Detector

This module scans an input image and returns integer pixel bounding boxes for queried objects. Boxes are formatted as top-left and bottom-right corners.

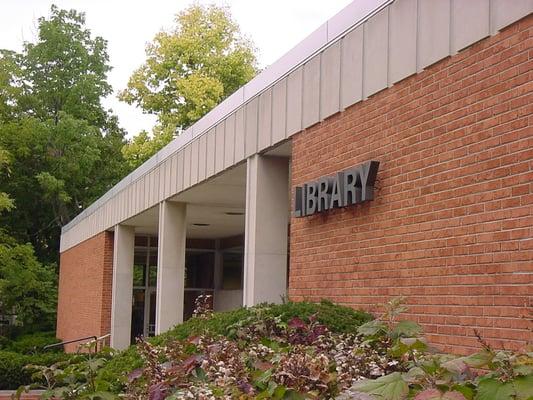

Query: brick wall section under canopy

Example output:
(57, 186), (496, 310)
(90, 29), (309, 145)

(56, 231), (114, 352)
(289, 16), (533, 355)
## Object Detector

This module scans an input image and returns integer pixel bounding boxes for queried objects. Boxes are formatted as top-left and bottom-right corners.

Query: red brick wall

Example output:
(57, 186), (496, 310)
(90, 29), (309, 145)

(57, 231), (114, 352)
(289, 16), (532, 355)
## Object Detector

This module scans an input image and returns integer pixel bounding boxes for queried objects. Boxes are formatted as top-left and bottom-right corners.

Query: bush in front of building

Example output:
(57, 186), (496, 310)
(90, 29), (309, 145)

(0, 350), (74, 390)
(96, 300), (373, 392)
(18, 299), (533, 399)
(104, 298), (533, 399)
(157, 299), (373, 343)
(0, 331), (60, 354)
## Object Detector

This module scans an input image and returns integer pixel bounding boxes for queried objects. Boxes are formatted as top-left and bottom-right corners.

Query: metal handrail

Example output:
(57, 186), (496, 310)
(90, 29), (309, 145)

(86, 333), (111, 353)
(43, 335), (96, 350)
(43, 334), (110, 354)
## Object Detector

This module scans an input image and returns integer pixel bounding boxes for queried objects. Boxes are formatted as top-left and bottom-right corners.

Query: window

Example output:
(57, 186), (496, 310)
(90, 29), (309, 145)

(222, 251), (243, 290)
(185, 251), (214, 289)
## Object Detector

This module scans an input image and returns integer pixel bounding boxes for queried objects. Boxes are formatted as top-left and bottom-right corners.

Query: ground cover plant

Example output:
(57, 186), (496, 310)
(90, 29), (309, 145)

(17, 298), (533, 399)
(0, 350), (76, 390)
(0, 331), (60, 354)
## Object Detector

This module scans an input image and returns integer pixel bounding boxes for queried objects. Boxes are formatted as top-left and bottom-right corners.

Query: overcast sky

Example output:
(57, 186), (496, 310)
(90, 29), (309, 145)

(1, 0), (353, 137)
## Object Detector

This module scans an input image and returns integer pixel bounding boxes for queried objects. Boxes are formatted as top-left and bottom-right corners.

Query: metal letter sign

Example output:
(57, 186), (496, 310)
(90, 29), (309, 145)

(293, 160), (379, 217)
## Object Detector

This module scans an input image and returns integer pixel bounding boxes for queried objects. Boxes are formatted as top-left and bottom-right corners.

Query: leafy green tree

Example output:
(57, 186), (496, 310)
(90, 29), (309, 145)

(0, 6), (127, 263)
(0, 147), (13, 212)
(0, 51), (23, 123)
(0, 232), (57, 329)
(0, 148), (56, 329)
(120, 4), (258, 168)
(21, 6), (112, 126)
(121, 126), (174, 170)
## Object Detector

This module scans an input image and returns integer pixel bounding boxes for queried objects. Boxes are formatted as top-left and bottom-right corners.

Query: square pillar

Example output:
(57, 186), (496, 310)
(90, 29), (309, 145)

(244, 155), (289, 306)
(155, 201), (187, 334)
(110, 224), (134, 350)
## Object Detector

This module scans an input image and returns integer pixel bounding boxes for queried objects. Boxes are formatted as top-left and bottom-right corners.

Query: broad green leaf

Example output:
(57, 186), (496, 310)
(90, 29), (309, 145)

(462, 351), (494, 368)
(403, 367), (427, 384)
(392, 321), (423, 339)
(442, 358), (469, 375)
(391, 338), (428, 357)
(358, 320), (388, 336)
(352, 372), (409, 400)
(451, 384), (475, 400)
(475, 377), (515, 400)
(512, 374), (533, 400)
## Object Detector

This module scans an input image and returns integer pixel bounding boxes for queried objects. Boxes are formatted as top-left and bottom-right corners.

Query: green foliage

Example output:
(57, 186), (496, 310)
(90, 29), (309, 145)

(0, 146), (14, 212)
(156, 300), (372, 344)
(0, 231), (57, 328)
(117, 302), (376, 399)
(20, 349), (117, 399)
(22, 6), (112, 125)
(0, 5), (127, 264)
(352, 372), (409, 400)
(0, 350), (74, 390)
(0, 191), (13, 213)
(120, 3), (258, 168)
(1, 331), (60, 355)
(475, 375), (533, 400)
(120, 126), (173, 170)
(0, 50), (23, 123)
(94, 346), (143, 393)
(344, 299), (533, 400)
(97, 301), (371, 392)
(0, 146), (57, 328)
(17, 299), (533, 399)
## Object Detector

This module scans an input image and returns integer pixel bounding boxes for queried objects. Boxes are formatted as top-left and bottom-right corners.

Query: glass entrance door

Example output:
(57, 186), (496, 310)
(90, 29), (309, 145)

(147, 288), (156, 336)
(131, 288), (145, 343)
(184, 250), (215, 320)
(131, 236), (157, 343)
(131, 286), (156, 342)
(131, 236), (219, 342)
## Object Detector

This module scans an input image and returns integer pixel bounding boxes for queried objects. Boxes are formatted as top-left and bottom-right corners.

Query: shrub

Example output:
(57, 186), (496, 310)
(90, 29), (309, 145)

(22, 299), (533, 399)
(0, 351), (30, 390)
(263, 299), (372, 333)
(121, 304), (390, 398)
(95, 346), (144, 393)
(3, 331), (60, 354)
(0, 350), (74, 390)
(155, 300), (371, 343)
(94, 301), (372, 393)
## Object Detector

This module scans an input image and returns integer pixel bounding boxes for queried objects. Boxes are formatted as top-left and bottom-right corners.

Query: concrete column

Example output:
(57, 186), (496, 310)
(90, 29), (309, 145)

(155, 201), (187, 334)
(110, 224), (134, 350)
(243, 155), (289, 306)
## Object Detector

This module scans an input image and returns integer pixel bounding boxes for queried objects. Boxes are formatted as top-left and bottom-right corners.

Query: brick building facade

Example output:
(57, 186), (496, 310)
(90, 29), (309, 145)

(57, 232), (113, 352)
(289, 15), (532, 354)
(57, 1), (532, 354)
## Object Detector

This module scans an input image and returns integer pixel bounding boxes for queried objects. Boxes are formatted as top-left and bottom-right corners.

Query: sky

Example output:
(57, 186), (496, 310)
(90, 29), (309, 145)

(1, 0), (353, 138)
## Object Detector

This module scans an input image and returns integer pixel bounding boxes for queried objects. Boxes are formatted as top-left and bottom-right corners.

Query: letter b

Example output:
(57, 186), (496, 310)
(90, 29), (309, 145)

(305, 183), (318, 215)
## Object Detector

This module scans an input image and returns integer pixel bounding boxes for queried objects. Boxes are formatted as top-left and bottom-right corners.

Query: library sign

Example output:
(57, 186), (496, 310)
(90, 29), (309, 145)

(293, 160), (380, 217)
